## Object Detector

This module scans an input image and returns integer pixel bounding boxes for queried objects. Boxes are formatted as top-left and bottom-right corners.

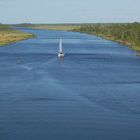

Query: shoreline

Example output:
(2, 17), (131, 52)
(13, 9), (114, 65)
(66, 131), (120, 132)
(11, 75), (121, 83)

(0, 32), (35, 47)
(73, 31), (140, 53)
(4, 24), (140, 54)
(0, 24), (35, 47)
(72, 23), (140, 53)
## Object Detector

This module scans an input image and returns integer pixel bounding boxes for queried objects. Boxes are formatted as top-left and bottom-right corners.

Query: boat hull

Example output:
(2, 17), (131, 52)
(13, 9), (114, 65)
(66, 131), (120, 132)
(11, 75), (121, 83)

(58, 53), (65, 58)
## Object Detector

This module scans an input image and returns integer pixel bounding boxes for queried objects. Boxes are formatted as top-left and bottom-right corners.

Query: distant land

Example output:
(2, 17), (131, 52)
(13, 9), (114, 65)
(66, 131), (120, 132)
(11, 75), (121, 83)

(0, 23), (34, 46)
(14, 23), (81, 31)
(16, 22), (140, 51)
(1, 22), (140, 52)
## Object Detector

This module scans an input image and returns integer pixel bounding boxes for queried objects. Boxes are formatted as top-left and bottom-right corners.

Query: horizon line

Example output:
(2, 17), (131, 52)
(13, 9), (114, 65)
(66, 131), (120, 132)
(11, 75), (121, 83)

(4, 21), (140, 25)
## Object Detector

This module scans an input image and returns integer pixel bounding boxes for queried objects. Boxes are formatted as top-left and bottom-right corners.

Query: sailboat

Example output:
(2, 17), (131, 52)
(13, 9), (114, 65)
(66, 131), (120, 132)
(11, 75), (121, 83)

(58, 38), (65, 58)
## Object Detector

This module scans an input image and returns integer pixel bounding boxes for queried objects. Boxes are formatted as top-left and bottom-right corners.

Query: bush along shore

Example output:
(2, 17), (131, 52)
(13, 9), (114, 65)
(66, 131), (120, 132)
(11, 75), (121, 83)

(73, 23), (140, 52)
(0, 23), (34, 46)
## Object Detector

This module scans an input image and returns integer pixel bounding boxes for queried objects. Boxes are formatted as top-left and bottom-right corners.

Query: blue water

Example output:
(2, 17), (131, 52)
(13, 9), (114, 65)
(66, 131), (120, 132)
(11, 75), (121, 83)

(0, 28), (140, 140)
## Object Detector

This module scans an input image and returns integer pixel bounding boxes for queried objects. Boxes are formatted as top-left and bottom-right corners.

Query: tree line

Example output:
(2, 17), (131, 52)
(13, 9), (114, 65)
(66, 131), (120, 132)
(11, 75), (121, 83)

(74, 23), (140, 51)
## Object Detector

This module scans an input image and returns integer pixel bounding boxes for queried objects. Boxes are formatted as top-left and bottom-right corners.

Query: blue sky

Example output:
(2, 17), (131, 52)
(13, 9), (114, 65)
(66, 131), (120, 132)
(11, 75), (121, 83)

(0, 0), (140, 23)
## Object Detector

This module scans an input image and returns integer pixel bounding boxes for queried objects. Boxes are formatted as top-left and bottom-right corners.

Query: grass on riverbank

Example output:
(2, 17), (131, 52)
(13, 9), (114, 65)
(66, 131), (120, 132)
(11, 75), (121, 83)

(73, 23), (140, 51)
(0, 24), (34, 46)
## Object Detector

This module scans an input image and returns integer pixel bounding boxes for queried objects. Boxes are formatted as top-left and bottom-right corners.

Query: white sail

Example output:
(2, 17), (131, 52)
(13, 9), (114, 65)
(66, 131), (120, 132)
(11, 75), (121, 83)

(58, 38), (65, 58)
(59, 39), (63, 53)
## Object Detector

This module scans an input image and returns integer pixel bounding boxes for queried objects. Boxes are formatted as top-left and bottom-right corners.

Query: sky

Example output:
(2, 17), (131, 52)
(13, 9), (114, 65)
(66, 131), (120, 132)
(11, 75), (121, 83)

(0, 0), (140, 24)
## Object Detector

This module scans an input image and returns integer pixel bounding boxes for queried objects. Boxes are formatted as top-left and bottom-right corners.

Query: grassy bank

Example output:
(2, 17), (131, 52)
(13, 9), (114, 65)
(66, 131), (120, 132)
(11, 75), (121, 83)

(16, 23), (81, 31)
(0, 24), (34, 46)
(73, 23), (140, 51)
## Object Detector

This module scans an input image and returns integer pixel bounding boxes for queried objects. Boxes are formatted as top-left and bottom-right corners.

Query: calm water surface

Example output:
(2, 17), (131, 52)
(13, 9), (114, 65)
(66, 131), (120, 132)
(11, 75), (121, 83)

(0, 28), (140, 140)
